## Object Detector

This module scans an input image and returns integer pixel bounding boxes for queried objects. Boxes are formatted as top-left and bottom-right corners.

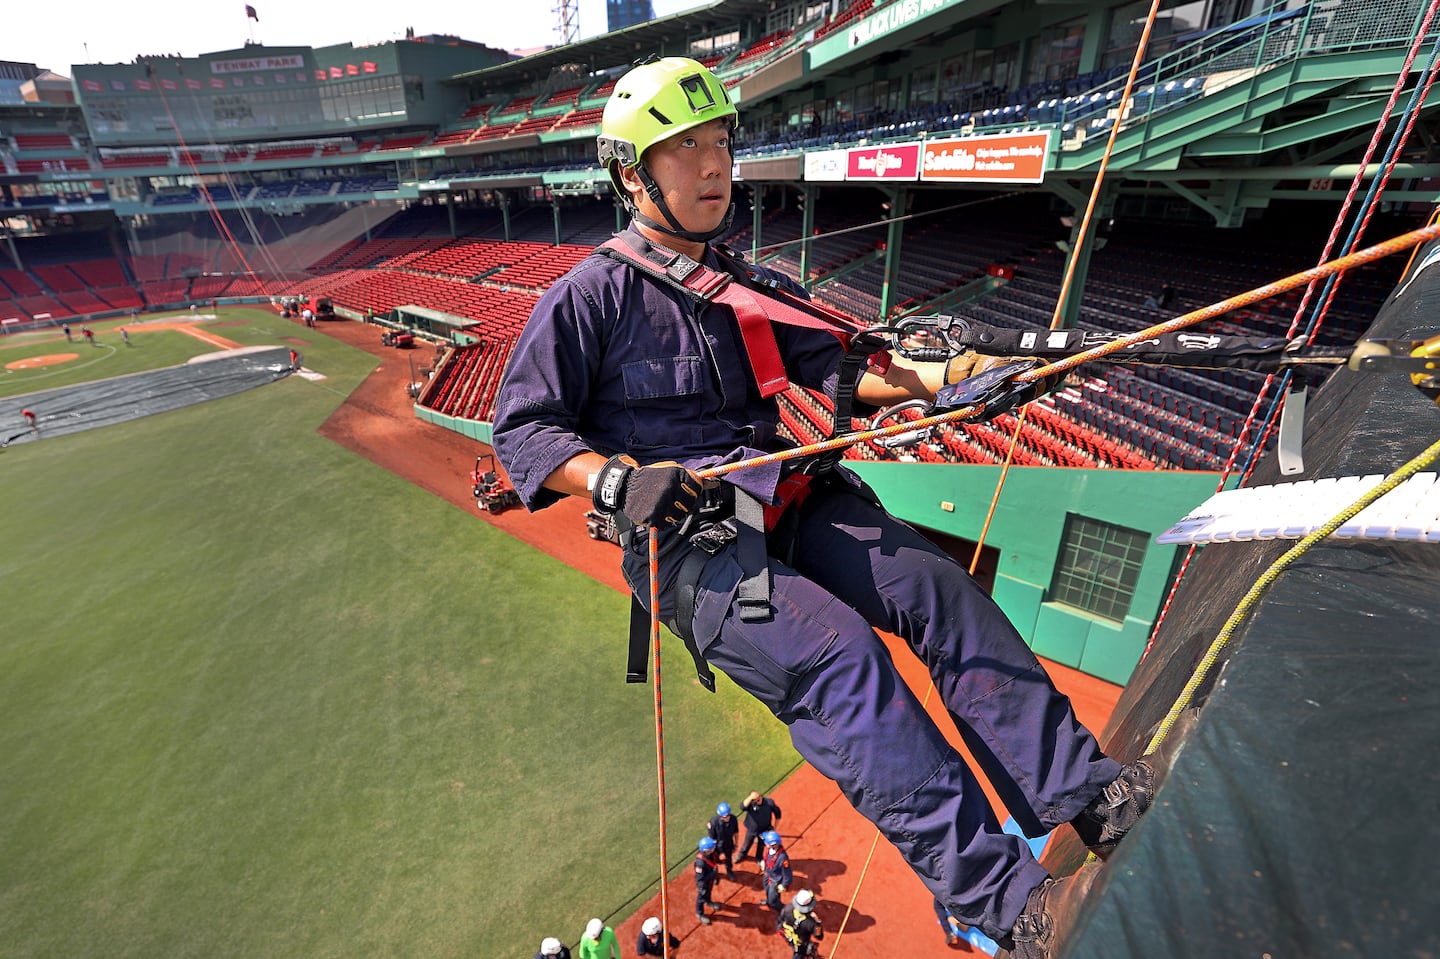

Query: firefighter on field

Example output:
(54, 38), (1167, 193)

(780, 888), (823, 958)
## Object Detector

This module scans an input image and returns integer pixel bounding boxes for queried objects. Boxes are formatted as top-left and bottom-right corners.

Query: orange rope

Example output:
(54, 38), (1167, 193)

(697, 219), (1440, 484)
(977, 0), (1164, 575)
(646, 189), (1440, 959)
(1048, 0), (1164, 331)
(969, 412), (1024, 575)
(649, 530), (672, 958)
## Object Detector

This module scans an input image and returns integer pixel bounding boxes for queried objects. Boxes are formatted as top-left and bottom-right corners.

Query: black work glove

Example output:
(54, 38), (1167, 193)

(592, 454), (701, 530)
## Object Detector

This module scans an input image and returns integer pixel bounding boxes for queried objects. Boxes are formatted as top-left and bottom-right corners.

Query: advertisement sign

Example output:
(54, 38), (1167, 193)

(211, 54), (305, 74)
(920, 131), (1053, 184)
(846, 142), (921, 181)
(804, 149), (847, 182)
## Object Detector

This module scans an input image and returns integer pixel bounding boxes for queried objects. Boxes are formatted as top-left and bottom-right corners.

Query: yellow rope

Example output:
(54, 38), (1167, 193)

(826, 830), (883, 956)
(1145, 434), (1440, 757)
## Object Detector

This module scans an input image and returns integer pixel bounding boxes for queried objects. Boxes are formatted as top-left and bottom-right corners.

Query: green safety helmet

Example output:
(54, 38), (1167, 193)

(598, 56), (737, 186)
(597, 57), (738, 242)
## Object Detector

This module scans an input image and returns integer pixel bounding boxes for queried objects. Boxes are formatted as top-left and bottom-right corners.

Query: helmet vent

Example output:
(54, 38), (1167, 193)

(648, 106), (671, 126)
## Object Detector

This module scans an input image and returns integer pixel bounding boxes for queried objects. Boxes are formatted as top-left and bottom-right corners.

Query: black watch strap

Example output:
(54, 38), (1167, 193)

(592, 454), (633, 514)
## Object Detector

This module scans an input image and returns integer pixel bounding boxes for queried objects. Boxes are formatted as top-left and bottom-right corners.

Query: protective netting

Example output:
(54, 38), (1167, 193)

(1, 346), (294, 447)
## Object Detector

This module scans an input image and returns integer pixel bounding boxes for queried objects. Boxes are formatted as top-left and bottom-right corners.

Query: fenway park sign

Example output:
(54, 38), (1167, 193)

(211, 54), (305, 74)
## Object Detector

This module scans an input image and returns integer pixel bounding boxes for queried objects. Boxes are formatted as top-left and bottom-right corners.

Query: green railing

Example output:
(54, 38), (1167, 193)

(1055, 0), (1434, 132)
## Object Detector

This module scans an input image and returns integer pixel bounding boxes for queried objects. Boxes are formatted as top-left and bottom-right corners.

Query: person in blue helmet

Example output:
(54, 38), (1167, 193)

(706, 802), (739, 879)
(694, 836), (719, 924)
(492, 55), (1155, 959)
(759, 830), (792, 912)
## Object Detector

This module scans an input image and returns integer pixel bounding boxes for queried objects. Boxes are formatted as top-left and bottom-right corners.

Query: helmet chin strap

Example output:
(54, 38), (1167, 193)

(629, 164), (735, 244)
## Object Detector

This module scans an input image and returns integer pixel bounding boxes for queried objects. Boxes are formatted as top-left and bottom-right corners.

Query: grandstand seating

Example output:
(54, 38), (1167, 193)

(254, 143), (319, 161)
(13, 133), (77, 150)
(732, 29), (793, 65)
(99, 152), (170, 168)
(374, 134), (431, 152)
(553, 106), (605, 131)
(815, 0), (875, 40)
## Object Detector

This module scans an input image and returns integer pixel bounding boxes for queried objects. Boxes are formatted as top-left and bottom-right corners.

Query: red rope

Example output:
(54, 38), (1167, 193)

(1140, 2), (1440, 658)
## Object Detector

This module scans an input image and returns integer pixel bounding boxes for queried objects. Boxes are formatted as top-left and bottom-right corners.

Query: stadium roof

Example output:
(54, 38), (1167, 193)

(445, 0), (779, 88)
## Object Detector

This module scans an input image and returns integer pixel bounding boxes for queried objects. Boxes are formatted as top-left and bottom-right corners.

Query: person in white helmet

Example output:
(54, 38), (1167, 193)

(534, 935), (571, 959)
(578, 917), (620, 959)
(635, 915), (680, 956)
(779, 889), (824, 958)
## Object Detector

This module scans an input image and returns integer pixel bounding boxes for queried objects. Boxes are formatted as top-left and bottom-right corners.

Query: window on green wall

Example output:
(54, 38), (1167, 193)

(1049, 514), (1148, 622)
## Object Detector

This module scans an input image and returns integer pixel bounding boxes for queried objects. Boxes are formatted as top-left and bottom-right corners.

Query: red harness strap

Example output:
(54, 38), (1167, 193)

(762, 472), (814, 531)
(598, 236), (856, 399)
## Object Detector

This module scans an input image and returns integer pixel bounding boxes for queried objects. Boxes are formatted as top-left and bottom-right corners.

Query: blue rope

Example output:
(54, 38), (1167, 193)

(1237, 30), (1440, 478)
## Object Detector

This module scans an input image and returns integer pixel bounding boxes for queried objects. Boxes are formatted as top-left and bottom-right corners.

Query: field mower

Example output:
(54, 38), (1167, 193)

(381, 328), (415, 348)
(470, 454), (521, 514)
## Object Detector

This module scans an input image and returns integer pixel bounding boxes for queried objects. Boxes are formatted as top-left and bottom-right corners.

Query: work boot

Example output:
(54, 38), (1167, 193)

(997, 863), (1102, 959)
(1071, 758), (1155, 859)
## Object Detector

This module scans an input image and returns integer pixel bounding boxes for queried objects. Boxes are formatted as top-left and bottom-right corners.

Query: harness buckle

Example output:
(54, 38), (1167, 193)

(689, 518), (738, 555)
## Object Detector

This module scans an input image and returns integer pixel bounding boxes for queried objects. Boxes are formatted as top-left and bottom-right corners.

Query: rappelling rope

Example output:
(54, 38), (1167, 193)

(147, 67), (272, 302)
(694, 220), (1440, 482)
(972, 0), (1166, 584)
(647, 532), (673, 958)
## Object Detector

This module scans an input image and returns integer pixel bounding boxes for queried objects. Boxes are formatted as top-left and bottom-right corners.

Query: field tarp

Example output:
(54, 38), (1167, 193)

(1, 346), (294, 446)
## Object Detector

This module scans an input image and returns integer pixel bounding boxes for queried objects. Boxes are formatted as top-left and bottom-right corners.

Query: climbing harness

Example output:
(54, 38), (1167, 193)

(596, 233), (897, 692)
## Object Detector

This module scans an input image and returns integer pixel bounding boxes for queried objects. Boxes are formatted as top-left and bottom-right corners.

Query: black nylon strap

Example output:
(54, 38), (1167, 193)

(734, 490), (773, 623)
(946, 322), (1351, 372)
(626, 594), (650, 685)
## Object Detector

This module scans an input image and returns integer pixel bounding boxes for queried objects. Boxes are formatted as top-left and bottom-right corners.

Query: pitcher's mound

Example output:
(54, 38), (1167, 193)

(6, 353), (79, 370)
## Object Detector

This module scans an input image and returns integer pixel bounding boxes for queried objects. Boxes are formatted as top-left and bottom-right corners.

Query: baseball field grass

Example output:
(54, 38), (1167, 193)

(0, 309), (800, 958)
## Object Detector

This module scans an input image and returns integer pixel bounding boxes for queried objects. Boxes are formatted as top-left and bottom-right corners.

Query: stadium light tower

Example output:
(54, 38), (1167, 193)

(555, 0), (579, 46)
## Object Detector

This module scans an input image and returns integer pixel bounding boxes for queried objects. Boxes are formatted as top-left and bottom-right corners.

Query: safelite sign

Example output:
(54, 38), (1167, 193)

(921, 131), (1053, 184)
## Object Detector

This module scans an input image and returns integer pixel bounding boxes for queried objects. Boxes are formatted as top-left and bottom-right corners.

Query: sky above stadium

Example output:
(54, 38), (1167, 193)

(9, 0), (705, 75)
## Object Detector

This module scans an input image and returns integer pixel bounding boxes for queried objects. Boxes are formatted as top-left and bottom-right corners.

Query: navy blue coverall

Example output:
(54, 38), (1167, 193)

(694, 850), (718, 918)
(738, 795), (780, 862)
(706, 811), (738, 877)
(492, 229), (1122, 943)
(762, 841), (793, 912)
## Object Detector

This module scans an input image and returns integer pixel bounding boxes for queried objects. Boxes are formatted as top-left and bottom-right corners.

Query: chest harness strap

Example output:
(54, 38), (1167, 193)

(596, 234), (862, 390)
(596, 234), (893, 457)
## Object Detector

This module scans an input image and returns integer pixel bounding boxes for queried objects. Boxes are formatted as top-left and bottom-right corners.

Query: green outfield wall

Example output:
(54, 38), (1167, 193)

(849, 461), (1224, 685)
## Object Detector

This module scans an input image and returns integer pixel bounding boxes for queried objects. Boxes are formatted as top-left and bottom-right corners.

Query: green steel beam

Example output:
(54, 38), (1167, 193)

(1186, 94), (1396, 157)
(879, 186), (907, 320)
